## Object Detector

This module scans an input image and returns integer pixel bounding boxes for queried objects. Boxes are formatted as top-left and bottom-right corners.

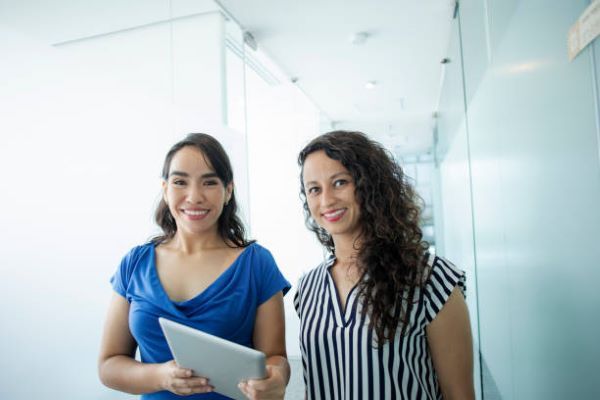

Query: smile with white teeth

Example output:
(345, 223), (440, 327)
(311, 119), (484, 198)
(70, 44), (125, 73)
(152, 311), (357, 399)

(182, 209), (209, 216)
(323, 209), (345, 218)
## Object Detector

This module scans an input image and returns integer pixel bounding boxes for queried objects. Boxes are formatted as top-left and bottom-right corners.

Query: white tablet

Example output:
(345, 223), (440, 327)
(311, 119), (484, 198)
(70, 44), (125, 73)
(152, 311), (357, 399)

(158, 317), (266, 400)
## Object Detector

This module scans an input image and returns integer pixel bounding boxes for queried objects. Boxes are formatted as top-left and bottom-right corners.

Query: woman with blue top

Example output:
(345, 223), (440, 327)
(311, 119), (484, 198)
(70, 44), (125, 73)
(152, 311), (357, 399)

(294, 131), (474, 400)
(98, 133), (291, 399)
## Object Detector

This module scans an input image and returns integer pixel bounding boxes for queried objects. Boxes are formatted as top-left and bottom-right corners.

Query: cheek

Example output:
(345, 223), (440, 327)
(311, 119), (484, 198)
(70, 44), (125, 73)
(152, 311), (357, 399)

(166, 197), (178, 214)
(165, 190), (183, 211)
(165, 190), (176, 204)
(306, 199), (319, 218)
(346, 188), (359, 207)
(213, 189), (227, 203)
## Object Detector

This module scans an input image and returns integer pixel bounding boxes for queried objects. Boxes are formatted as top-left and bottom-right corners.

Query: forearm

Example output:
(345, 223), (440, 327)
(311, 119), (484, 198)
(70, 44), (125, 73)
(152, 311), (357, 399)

(99, 355), (163, 394)
(266, 355), (290, 385)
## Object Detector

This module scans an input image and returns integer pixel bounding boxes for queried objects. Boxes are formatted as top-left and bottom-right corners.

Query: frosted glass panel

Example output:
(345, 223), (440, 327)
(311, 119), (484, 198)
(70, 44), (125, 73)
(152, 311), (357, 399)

(439, 0), (600, 398)
(435, 15), (483, 400)
(458, 0), (490, 104)
(486, 0), (518, 59)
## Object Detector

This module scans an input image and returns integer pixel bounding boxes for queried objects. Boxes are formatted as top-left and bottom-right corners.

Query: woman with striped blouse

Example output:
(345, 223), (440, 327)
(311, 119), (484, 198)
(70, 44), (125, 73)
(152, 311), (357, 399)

(294, 131), (475, 400)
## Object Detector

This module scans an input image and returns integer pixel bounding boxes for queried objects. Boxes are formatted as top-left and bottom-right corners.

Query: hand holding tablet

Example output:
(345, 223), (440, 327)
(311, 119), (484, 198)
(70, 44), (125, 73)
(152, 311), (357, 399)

(158, 317), (267, 400)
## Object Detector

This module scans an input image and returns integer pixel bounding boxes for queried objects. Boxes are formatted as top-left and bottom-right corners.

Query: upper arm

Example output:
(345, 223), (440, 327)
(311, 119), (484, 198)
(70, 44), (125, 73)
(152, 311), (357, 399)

(426, 286), (475, 400)
(98, 292), (137, 364)
(252, 291), (286, 358)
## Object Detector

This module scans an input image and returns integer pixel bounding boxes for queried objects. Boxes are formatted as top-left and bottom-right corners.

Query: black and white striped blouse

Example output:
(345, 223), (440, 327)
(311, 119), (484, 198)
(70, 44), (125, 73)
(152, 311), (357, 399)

(293, 253), (466, 400)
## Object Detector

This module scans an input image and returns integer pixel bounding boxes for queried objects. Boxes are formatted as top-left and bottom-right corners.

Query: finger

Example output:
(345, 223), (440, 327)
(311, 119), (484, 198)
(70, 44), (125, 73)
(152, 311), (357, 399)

(238, 381), (252, 399)
(174, 387), (193, 396)
(247, 376), (271, 391)
(239, 386), (256, 399)
(172, 382), (213, 396)
(185, 376), (209, 386)
(170, 375), (211, 394)
(246, 380), (262, 392)
(241, 383), (258, 399)
(171, 378), (192, 390)
(186, 378), (213, 390)
(191, 385), (214, 394)
(247, 375), (285, 398)
(172, 367), (193, 378)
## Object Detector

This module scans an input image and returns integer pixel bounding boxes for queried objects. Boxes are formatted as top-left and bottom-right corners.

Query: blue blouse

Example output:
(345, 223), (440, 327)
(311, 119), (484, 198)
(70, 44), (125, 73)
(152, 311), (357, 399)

(111, 242), (291, 400)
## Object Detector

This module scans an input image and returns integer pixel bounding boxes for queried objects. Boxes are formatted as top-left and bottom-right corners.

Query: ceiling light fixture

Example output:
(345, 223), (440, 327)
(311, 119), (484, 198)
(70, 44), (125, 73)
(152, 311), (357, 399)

(243, 31), (257, 51)
(365, 80), (377, 89)
(350, 31), (370, 45)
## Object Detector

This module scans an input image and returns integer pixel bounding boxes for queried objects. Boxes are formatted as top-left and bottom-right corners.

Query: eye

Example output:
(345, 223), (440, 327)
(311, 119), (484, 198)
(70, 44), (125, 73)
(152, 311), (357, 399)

(306, 186), (320, 195)
(333, 179), (348, 188)
(203, 179), (220, 186)
(172, 179), (187, 186)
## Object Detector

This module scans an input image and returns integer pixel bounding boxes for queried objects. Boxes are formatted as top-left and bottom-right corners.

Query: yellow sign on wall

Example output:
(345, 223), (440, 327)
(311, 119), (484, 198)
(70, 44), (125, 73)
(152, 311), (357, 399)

(569, 0), (600, 61)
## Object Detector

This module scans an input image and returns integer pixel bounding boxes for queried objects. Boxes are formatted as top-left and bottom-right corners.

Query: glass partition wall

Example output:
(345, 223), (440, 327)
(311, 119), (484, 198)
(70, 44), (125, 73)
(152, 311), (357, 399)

(436, 1), (600, 399)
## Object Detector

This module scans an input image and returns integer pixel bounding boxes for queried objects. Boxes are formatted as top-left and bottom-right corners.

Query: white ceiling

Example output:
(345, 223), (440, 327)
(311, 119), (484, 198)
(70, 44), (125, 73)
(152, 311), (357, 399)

(1, 0), (455, 154)
(218, 0), (456, 154)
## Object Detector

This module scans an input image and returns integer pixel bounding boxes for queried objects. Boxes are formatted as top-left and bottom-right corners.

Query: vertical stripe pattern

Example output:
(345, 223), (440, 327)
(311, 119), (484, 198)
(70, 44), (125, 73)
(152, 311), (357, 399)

(294, 254), (466, 400)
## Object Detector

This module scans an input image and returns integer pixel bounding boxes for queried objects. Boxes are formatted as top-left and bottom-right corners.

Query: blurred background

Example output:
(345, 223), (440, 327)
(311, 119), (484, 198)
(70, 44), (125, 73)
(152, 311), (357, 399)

(0, 0), (599, 399)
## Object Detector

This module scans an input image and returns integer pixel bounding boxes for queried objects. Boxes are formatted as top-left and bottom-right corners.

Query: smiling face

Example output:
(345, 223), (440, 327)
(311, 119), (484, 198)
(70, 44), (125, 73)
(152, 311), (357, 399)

(302, 150), (362, 243)
(162, 146), (232, 238)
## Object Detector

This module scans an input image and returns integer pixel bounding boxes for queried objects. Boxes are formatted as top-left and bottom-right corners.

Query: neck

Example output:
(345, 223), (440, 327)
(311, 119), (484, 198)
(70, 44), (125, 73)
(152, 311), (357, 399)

(332, 233), (361, 264)
(171, 229), (226, 254)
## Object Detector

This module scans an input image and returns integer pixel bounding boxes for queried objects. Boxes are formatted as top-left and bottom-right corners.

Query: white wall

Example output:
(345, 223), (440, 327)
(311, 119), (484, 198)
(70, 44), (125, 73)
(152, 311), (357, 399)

(242, 58), (325, 357)
(0, 4), (253, 399)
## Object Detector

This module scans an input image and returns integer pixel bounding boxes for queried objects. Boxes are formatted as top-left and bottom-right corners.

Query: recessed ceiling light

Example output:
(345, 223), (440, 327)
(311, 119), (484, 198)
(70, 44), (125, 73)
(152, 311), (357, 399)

(365, 81), (377, 89)
(350, 32), (370, 45)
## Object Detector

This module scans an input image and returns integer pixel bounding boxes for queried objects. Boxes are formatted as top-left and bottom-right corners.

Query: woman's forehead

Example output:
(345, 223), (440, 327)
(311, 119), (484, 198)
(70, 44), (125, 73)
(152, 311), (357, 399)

(303, 151), (350, 181)
(170, 147), (214, 171)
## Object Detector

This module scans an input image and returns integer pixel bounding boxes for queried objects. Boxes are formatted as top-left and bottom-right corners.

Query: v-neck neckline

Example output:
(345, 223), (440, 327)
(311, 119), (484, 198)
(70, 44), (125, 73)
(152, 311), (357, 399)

(151, 242), (253, 305)
(325, 258), (359, 327)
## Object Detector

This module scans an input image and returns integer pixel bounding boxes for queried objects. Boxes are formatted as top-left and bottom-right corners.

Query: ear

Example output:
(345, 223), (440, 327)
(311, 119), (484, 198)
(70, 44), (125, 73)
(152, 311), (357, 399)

(225, 182), (233, 204)
(161, 179), (168, 203)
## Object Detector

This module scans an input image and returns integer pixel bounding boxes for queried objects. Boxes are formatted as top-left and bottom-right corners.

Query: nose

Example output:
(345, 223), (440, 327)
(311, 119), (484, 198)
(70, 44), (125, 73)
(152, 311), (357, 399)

(186, 182), (205, 203)
(320, 185), (336, 208)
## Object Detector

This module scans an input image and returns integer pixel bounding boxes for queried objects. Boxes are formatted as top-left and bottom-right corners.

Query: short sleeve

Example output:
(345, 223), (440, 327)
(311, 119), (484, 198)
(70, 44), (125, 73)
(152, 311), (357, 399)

(109, 246), (140, 301)
(422, 256), (466, 324)
(255, 246), (291, 305)
(293, 275), (304, 317)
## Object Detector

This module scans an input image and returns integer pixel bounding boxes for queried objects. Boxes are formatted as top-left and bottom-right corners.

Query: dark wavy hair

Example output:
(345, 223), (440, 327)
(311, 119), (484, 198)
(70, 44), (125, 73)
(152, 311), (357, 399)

(298, 130), (429, 344)
(152, 133), (254, 248)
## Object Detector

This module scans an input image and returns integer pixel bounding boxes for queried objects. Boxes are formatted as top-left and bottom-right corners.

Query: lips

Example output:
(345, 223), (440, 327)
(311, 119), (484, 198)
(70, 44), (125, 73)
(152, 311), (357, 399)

(181, 208), (209, 220)
(322, 208), (346, 222)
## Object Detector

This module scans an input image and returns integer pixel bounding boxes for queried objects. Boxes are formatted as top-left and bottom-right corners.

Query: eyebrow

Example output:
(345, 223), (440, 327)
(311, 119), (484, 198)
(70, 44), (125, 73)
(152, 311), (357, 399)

(168, 171), (219, 179)
(304, 171), (351, 186)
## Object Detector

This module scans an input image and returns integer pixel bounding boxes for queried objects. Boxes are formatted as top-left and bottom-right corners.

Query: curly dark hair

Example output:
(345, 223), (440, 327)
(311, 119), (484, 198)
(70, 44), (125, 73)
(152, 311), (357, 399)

(152, 133), (254, 248)
(298, 130), (429, 344)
